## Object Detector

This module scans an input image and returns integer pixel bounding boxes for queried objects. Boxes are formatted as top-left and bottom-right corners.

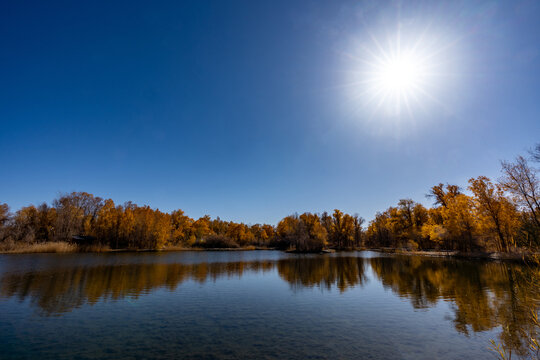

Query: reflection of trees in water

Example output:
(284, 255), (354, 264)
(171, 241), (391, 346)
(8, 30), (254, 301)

(0, 261), (276, 315)
(276, 256), (368, 293)
(0, 255), (537, 356)
(0, 257), (368, 315)
(370, 256), (539, 357)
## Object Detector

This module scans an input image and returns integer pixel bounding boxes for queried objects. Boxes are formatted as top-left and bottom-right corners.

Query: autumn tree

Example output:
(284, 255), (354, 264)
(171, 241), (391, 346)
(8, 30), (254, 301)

(428, 183), (461, 208)
(92, 199), (118, 245)
(192, 215), (214, 245)
(53, 192), (104, 241)
(328, 210), (357, 249)
(353, 214), (365, 248)
(468, 176), (520, 252)
(170, 209), (194, 246)
(365, 211), (393, 248)
(422, 184), (477, 251)
(369, 200), (428, 250)
(276, 215), (299, 249)
(11, 206), (39, 243)
(297, 213), (327, 252)
(276, 213), (327, 251)
(259, 224), (275, 246)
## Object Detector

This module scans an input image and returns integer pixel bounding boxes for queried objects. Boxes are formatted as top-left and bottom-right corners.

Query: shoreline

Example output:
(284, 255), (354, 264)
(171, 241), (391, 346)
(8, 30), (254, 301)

(0, 243), (276, 254)
(371, 248), (539, 262)
(0, 243), (537, 262)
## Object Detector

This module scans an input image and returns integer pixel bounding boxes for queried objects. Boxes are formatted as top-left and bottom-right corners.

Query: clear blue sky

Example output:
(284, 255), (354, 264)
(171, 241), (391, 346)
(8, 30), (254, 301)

(1, 0), (539, 224)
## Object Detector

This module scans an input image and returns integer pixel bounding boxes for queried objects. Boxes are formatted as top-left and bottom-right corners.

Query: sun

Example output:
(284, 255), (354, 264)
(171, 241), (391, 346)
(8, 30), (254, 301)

(377, 54), (424, 93)
(362, 44), (432, 117)
(342, 29), (448, 120)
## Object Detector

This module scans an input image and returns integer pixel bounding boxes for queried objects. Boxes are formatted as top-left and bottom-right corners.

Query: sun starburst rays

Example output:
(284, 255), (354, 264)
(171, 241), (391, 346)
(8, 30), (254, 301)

(341, 28), (451, 125)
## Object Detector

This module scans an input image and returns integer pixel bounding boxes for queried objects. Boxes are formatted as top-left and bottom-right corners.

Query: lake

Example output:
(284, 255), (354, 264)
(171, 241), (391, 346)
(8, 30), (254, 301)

(0, 251), (537, 359)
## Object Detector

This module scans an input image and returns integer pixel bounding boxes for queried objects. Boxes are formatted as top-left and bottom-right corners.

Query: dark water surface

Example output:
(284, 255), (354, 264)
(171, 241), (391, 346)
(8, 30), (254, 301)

(0, 251), (537, 359)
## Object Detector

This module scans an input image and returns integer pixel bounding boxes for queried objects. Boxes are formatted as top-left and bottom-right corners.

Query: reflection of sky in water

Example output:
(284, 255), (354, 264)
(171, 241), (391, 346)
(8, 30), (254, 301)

(0, 251), (537, 360)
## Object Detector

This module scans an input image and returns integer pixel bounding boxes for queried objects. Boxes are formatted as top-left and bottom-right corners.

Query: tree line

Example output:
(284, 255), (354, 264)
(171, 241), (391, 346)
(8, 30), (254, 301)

(0, 193), (364, 251)
(0, 144), (539, 252)
(365, 145), (540, 253)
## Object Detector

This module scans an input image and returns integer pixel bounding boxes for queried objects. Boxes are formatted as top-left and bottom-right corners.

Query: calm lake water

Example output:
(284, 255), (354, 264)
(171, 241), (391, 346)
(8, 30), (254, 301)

(0, 251), (537, 359)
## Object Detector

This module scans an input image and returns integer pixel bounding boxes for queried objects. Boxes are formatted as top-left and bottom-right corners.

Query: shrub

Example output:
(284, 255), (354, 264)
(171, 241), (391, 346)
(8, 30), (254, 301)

(199, 234), (239, 248)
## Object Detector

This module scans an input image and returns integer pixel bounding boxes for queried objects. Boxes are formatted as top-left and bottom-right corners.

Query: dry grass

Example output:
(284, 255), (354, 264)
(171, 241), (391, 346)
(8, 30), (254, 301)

(77, 244), (111, 253)
(0, 242), (269, 254)
(0, 241), (77, 254)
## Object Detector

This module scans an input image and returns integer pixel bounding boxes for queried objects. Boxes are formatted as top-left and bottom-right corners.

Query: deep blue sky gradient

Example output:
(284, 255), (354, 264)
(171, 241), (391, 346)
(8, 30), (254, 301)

(1, 0), (539, 224)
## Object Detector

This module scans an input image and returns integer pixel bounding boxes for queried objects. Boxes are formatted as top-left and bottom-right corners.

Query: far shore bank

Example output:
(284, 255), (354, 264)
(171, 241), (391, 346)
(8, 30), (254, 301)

(0, 242), (538, 262)
(0, 242), (276, 254)
(372, 247), (539, 261)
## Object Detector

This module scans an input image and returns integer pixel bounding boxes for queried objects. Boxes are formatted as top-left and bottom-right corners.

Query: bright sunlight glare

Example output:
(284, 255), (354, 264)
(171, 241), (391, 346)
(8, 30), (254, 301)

(363, 43), (433, 118)
(377, 54), (424, 92)
(343, 28), (453, 122)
